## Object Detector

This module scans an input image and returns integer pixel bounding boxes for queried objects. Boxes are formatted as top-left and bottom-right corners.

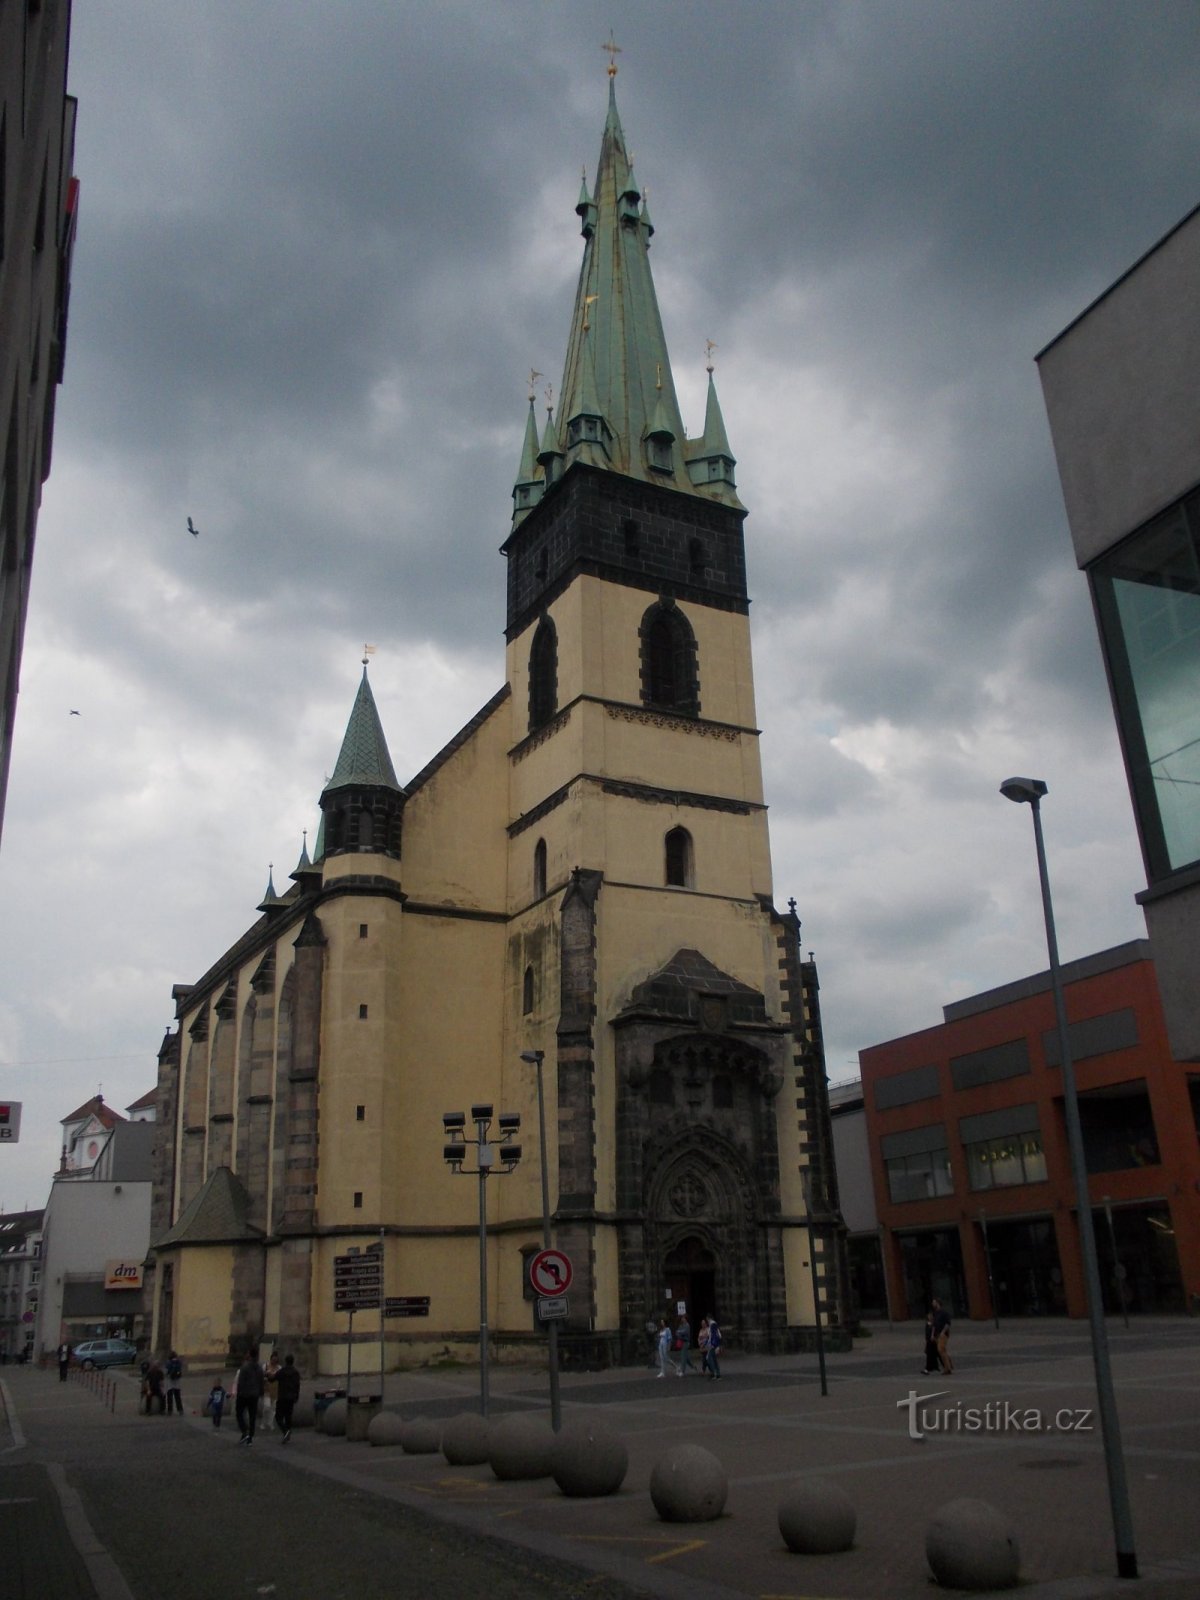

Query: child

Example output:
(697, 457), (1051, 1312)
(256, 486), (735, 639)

(207, 1380), (227, 1429)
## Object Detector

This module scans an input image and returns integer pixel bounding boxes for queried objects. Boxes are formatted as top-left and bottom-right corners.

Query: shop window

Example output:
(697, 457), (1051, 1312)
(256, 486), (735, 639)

(885, 1149), (953, 1204)
(966, 1132), (1048, 1191)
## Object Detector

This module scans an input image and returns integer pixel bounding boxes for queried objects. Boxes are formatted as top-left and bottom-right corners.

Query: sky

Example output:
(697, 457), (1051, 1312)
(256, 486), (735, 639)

(2, 0), (1198, 1211)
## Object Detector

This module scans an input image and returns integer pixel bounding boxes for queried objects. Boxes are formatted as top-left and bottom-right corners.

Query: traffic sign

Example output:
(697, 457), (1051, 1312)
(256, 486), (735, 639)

(383, 1296), (430, 1318)
(529, 1248), (572, 1297)
(537, 1295), (569, 1322)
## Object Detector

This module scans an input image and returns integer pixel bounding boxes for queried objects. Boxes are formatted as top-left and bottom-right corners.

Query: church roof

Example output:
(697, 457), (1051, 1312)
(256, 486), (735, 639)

(537, 75), (740, 509)
(60, 1095), (125, 1129)
(154, 1165), (262, 1248)
(322, 663), (401, 795)
(125, 1088), (157, 1112)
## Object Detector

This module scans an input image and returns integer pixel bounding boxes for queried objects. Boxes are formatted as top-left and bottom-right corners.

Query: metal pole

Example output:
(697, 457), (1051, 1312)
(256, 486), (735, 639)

(532, 1053), (563, 1431)
(802, 1169), (828, 1396)
(379, 1226), (386, 1398)
(878, 1223), (893, 1327)
(1028, 797), (1137, 1579)
(477, 1128), (490, 1419)
(345, 1308), (354, 1404)
(979, 1208), (1000, 1329)
(1103, 1198), (1130, 1331)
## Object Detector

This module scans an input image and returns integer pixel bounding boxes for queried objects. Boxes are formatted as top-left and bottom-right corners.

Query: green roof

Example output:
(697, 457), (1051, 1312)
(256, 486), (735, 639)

(322, 665), (401, 795)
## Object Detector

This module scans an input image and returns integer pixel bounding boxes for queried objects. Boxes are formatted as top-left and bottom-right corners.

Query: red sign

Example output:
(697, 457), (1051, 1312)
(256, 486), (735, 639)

(529, 1249), (572, 1297)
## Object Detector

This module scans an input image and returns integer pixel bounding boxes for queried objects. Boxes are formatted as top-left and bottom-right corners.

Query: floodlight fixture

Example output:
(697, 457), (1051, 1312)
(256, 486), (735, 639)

(442, 1111), (466, 1134)
(470, 1103), (494, 1125)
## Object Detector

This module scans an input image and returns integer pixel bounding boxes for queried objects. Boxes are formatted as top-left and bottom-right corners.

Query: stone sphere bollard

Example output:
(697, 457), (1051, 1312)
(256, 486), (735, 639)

(489, 1415), (556, 1480)
(318, 1399), (347, 1437)
(926, 1498), (1020, 1591)
(441, 1411), (491, 1465)
(649, 1443), (728, 1523)
(291, 1396), (316, 1430)
(551, 1420), (629, 1497)
(778, 1478), (856, 1554)
(400, 1416), (442, 1455)
(367, 1410), (406, 1448)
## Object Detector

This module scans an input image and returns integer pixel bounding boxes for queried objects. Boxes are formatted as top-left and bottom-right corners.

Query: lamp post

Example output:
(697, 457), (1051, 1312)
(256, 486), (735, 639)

(520, 1049), (562, 1431)
(800, 1167), (828, 1397)
(1000, 776), (1137, 1579)
(442, 1103), (522, 1418)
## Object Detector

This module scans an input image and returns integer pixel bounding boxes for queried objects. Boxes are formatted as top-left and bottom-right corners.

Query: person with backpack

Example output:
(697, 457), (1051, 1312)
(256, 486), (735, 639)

(274, 1353), (301, 1442)
(164, 1351), (184, 1414)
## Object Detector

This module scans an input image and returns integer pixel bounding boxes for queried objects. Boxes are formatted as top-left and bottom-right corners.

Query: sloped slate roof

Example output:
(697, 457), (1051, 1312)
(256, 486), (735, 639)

(154, 1166), (262, 1248)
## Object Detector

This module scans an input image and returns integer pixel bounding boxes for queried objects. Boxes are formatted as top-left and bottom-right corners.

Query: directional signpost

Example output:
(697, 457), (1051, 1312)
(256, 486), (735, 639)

(384, 1297), (430, 1318)
(334, 1248), (384, 1401)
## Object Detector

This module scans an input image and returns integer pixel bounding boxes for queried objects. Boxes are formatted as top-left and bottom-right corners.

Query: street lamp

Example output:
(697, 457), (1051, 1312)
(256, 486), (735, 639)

(520, 1048), (562, 1431)
(799, 1166), (828, 1397)
(1000, 776), (1137, 1579)
(442, 1103), (522, 1418)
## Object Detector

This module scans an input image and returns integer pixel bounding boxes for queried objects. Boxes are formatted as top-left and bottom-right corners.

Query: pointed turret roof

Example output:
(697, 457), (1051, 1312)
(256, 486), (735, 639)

(511, 397), (544, 529)
(551, 76), (740, 508)
(322, 662), (401, 796)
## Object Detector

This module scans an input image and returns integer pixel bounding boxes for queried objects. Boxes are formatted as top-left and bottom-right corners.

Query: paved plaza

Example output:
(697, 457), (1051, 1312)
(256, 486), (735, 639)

(3, 1317), (1199, 1599)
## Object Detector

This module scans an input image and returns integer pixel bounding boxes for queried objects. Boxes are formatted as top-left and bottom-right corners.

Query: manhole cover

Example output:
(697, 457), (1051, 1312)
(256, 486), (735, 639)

(1022, 1458), (1081, 1470)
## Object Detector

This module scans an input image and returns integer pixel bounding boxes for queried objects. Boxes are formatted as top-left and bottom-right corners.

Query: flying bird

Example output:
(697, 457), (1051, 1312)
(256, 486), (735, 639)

(69, 709), (81, 716)
(187, 517), (200, 537)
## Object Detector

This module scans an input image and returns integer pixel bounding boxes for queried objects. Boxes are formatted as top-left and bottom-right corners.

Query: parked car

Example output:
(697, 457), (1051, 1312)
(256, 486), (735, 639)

(73, 1338), (138, 1369)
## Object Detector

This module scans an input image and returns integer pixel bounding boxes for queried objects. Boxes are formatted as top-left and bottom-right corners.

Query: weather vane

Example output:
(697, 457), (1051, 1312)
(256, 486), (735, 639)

(528, 368), (543, 401)
(705, 339), (718, 373)
(544, 381), (555, 415)
(362, 643), (376, 667)
(602, 31), (621, 76)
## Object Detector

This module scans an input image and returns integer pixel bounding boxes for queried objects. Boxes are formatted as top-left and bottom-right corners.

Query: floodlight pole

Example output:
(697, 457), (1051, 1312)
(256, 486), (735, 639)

(1001, 778), (1137, 1579)
(521, 1049), (562, 1431)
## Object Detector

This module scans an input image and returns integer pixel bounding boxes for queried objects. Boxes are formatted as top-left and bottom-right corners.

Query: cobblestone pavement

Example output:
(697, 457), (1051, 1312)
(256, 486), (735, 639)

(3, 1317), (1199, 1599)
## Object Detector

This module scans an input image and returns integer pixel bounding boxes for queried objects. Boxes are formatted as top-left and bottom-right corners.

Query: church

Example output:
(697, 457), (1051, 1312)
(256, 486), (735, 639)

(147, 71), (848, 1373)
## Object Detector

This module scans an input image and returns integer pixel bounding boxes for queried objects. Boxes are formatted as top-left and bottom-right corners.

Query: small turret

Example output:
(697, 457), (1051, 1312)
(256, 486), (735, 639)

(319, 660), (404, 859)
(511, 396), (543, 529)
(685, 365), (737, 498)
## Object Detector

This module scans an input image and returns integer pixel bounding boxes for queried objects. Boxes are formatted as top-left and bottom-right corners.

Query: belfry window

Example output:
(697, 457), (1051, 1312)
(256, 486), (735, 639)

(665, 826), (694, 888)
(528, 616), (558, 731)
(533, 837), (547, 899)
(640, 599), (699, 716)
(522, 965), (535, 1015)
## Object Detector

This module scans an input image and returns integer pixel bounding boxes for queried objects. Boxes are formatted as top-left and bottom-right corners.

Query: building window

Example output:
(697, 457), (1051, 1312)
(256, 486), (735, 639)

(358, 1004), (368, 1020)
(533, 837), (547, 899)
(353, 1192), (363, 1209)
(688, 537), (705, 574)
(528, 616), (558, 731)
(640, 599), (699, 716)
(522, 965), (534, 1016)
(665, 826), (693, 888)
(966, 1133), (1048, 1191)
(622, 517), (640, 556)
(356, 1105), (365, 1122)
(884, 1149), (954, 1203)
(359, 924), (368, 939)
(1092, 486), (1200, 880)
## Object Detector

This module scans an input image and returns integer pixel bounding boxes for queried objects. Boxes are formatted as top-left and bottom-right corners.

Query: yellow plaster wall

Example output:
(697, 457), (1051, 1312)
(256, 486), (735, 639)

(173, 1246), (233, 1360)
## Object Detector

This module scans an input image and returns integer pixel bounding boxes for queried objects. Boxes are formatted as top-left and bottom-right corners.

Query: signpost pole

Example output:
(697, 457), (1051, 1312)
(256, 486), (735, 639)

(525, 1051), (562, 1432)
(345, 1307), (354, 1404)
(379, 1228), (386, 1399)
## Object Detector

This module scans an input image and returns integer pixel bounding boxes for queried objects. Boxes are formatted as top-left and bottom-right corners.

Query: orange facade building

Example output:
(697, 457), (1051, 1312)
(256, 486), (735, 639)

(861, 940), (1200, 1320)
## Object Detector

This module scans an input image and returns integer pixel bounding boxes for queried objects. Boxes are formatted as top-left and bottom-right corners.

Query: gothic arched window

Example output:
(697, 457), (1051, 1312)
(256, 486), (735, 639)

(528, 615), (558, 731)
(640, 600), (699, 716)
(533, 837), (547, 899)
(522, 965), (535, 1015)
(665, 826), (694, 888)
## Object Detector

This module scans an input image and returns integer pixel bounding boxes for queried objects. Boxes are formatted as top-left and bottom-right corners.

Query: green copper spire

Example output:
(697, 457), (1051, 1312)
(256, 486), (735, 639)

(554, 75), (740, 506)
(511, 396), (543, 529)
(322, 662), (401, 795)
(685, 367), (737, 493)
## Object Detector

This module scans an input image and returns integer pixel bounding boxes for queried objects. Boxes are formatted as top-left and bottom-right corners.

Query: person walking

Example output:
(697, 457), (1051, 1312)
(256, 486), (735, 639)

(674, 1313), (694, 1376)
(57, 1342), (70, 1382)
(164, 1351), (184, 1414)
(706, 1314), (723, 1379)
(145, 1356), (166, 1415)
(698, 1318), (711, 1376)
(235, 1347), (265, 1443)
(274, 1354), (301, 1441)
(932, 1298), (953, 1374)
(655, 1317), (672, 1378)
(921, 1310), (939, 1375)
(207, 1380), (227, 1429)
(261, 1351), (281, 1431)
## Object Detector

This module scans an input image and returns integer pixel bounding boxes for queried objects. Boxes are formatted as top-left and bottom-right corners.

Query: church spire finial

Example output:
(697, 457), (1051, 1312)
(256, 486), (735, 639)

(602, 31), (621, 77)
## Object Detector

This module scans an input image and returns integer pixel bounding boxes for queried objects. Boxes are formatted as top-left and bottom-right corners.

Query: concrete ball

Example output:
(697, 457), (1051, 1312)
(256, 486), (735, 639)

(400, 1416), (443, 1455)
(367, 1410), (406, 1448)
(290, 1396), (316, 1430)
(489, 1415), (556, 1480)
(551, 1420), (629, 1497)
(778, 1478), (856, 1554)
(318, 1399), (347, 1437)
(926, 1498), (1020, 1591)
(441, 1411), (491, 1465)
(649, 1443), (728, 1523)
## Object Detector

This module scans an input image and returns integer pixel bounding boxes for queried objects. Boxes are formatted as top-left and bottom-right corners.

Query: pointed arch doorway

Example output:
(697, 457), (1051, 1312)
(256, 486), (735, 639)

(663, 1235), (717, 1329)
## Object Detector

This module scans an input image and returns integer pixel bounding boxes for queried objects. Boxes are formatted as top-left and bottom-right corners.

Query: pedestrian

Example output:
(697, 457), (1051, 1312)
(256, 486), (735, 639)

(207, 1380), (227, 1429)
(274, 1354), (301, 1442)
(921, 1310), (939, 1375)
(707, 1314), (723, 1379)
(165, 1351), (184, 1414)
(655, 1317), (672, 1378)
(261, 1351), (281, 1430)
(57, 1341), (70, 1382)
(932, 1298), (953, 1375)
(235, 1347), (265, 1443)
(645, 1315), (659, 1369)
(698, 1318), (711, 1375)
(144, 1356), (166, 1415)
(674, 1313), (693, 1376)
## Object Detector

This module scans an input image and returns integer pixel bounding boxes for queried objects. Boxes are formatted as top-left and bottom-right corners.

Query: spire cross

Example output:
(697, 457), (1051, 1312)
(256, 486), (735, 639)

(544, 382), (554, 416)
(602, 31), (621, 76)
(527, 368), (543, 401)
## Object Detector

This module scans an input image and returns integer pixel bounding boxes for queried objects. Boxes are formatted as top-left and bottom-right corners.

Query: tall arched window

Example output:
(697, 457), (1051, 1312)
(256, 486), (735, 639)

(533, 838), (547, 899)
(665, 826), (694, 888)
(528, 615), (558, 731)
(522, 965), (535, 1015)
(640, 599), (699, 716)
